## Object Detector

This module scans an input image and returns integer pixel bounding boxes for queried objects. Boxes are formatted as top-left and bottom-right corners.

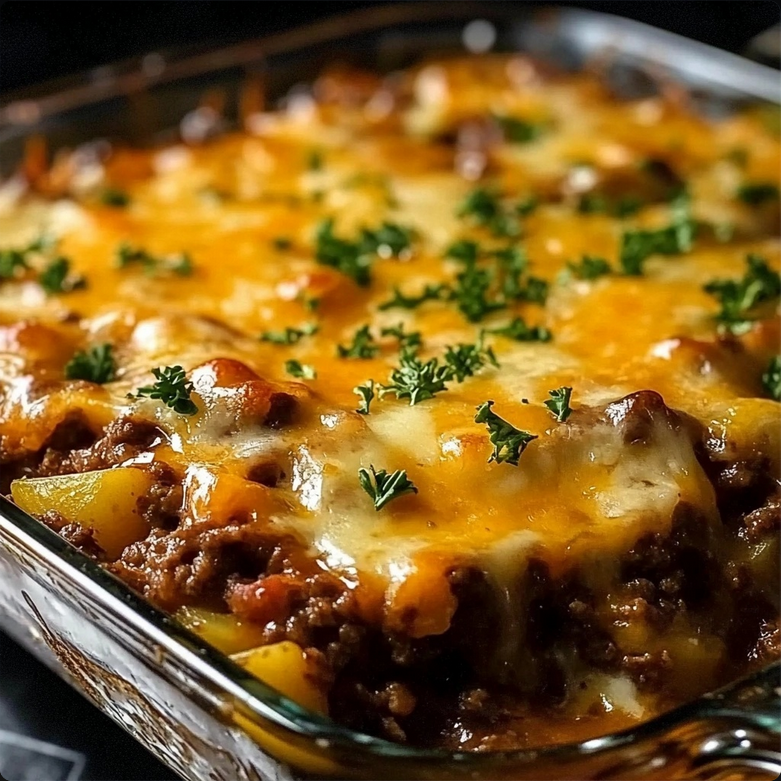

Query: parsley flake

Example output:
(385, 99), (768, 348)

(0, 235), (55, 281)
(378, 283), (447, 311)
(359, 465), (418, 511)
(39, 257), (86, 294)
(458, 187), (520, 238)
(762, 356), (781, 401)
(115, 243), (194, 277)
(354, 381), (376, 414)
(64, 344), (116, 384)
(443, 340), (498, 382)
(450, 265), (505, 322)
(566, 255), (612, 280)
(380, 323), (422, 350)
(474, 401), (537, 466)
(619, 193), (696, 275)
(703, 253), (781, 334)
(132, 365), (198, 415)
(260, 323), (318, 345)
(495, 115), (545, 144)
(544, 386), (573, 422)
(100, 188), (130, 207)
(285, 360), (317, 380)
(314, 219), (414, 286)
(381, 348), (452, 406)
(483, 316), (552, 342)
(737, 183), (779, 206)
(337, 325), (379, 359)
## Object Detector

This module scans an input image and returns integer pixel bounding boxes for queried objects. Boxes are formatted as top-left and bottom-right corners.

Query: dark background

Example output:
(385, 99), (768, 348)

(0, 1), (779, 95)
(0, 2), (777, 780)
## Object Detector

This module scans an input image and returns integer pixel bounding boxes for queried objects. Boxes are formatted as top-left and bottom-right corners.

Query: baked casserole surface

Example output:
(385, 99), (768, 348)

(1, 55), (779, 750)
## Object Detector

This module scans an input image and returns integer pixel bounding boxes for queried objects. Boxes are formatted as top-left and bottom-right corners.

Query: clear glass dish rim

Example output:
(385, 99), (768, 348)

(0, 1), (778, 767)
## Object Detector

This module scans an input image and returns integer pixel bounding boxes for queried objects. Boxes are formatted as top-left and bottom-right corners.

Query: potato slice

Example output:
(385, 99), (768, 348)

(11, 468), (154, 558)
(232, 641), (328, 715)
(175, 607), (267, 655)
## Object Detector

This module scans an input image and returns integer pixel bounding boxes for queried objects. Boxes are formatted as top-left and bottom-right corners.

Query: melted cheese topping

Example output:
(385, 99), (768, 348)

(1, 57), (779, 721)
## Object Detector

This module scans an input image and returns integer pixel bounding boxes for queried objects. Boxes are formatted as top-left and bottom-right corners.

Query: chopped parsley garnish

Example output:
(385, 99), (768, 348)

(736, 182), (779, 206)
(260, 323), (318, 345)
(381, 348), (452, 406)
(272, 237), (292, 251)
(0, 235), (54, 280)
(306, 149), (324, 171)
(619, 193), (696, 275)
(474, 401), (537, 466)
(515, 195), (539, 217)
(457, 187), (519, 238)
(495, 115), (545, 144)
(354, 381), (376, 414)
(38, 257), (86, 294)
(0, 249), (30, 280)
(578, 193), (643, 218)
(450, 264), (505, 322)
(483, 316), (552, 342)
(703, 253), (781, 334)
(443, 340), (498, 382)
(762, 356), (781, 401)
(64, 344), (116, 384)
(380, 323), (422, 350)
(544, 386), (573, 422)
(378, 283), (447, 311)
(314, 219), (414, 286)
(493, 246), (528, 300)
(515, 275), (549, 305)
(361, 222), (414, 259)
(100, 188), (130, 207)
(132, 365), (198, 415)
(337, 325), (379, 359)
(358, 465), (418, 511)
(315, 221), (369, 285)
(380, 337), (499, 406)
(299, 293), (320, 312)
(566, 255), (612, 280)
(115, 242), (194, 277)
(285, 360), (317, 380)
(445, 239), (481, 265)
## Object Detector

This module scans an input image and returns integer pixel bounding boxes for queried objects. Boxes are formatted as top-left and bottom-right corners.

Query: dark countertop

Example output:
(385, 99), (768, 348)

(0, 631), (179, 781)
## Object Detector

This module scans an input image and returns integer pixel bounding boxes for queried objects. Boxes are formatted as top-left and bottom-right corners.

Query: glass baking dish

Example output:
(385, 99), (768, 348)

(0, 3), (779, 779)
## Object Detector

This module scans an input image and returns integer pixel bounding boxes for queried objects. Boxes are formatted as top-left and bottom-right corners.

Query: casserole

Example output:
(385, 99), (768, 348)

(0, 3), (779, 778)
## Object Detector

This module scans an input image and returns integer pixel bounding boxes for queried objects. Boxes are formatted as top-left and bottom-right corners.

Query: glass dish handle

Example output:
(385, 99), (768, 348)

(685, 662), (781, 780)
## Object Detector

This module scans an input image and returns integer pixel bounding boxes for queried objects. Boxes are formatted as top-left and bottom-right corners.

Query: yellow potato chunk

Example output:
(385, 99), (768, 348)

(11, 468), (154, 558)
(232, 641), (328, 715)
(232, 642), (338, 774)
(175, 607), (267, 655)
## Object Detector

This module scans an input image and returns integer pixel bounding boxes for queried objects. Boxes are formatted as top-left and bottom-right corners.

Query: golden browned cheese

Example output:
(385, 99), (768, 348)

(1, 55), (779, 749)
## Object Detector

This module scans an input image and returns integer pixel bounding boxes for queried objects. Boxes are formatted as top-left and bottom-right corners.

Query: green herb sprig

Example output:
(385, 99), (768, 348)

(354, 381), (376, 414)
(337, 325), (379, 359)
(64, 344), (116, 384)
(544, 386), (573, 422)
(619, 193), (696, 275)
(285, 360), (317, 380)
(131, 365), (198, 415)
(482, 316), (551, 342)
(737, 182), (779, 206)
(359, 465), (418, 511)
(474, 401), (537, 466)
(703, 253), (780, 334)
(762, 355), (781, 401)
(115, 242), (193, 277)
(260, 323), (318, 345)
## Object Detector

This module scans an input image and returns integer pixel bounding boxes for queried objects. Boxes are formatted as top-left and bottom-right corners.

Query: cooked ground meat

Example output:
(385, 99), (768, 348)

(38, 509), (105, 560)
